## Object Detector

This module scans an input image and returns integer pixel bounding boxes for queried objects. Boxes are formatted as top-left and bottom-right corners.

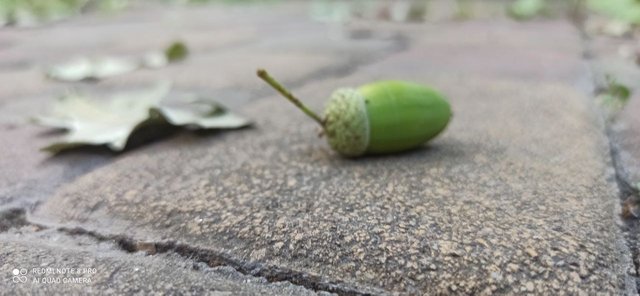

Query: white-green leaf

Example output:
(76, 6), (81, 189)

(47, 41), (189, 81)
(47, 57), (140, 82)
(35, 83), (251, 153)
(160, 96), (249, 129)
(141, 52), (169, 69)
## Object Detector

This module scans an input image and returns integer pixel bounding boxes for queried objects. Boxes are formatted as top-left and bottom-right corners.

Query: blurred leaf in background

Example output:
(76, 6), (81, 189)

(35, 83), (251, 153)
(47, 56), (139, 82)
(48, 41), (189, 82)
(310, 0), (354, 23)
(309, 0), (433, 24)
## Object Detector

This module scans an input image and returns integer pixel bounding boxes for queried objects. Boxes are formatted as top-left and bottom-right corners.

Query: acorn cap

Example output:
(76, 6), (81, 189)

(323, 88), (370, 157)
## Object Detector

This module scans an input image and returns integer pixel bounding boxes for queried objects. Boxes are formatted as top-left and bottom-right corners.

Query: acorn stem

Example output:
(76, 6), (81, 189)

(257, 69), (325, 127)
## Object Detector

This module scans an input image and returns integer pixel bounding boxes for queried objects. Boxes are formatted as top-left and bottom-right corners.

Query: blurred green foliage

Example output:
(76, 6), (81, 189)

(599, 75), (632, 114)
(588, 0), (640, 24)
(454, 0), (474, 20)
(0, 0), (279, 27)
(5, 0), (640, 28)
(0, 0), (86, 26)
(507, 0), (547, 20)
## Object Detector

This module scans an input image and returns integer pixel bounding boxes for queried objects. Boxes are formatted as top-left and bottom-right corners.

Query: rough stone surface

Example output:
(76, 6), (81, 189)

(0, 227), (322, 295)
(30, 16), (633, 295)
(585, 16), (640, 286)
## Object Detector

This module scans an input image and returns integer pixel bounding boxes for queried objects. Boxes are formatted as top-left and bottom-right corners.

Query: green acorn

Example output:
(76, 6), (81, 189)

(257, 69), (451, 157)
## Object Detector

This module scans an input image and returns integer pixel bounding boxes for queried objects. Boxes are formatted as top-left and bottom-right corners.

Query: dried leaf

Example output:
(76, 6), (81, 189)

(141, 52), (169, 69)
(160, 97), (249, 128)
(47, 57), (139, 82)
(47, 41), (189, 82)
(35, 83), (251, 153)
(310, 1), (353, 23)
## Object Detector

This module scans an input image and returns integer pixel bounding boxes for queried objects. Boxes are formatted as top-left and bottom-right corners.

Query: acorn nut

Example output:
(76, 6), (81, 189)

(257, 69), (451, 157)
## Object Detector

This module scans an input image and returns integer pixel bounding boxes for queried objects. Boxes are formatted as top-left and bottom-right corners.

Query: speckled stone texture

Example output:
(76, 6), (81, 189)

(0, 228), (322, 295)
(24, 16), (634, 296)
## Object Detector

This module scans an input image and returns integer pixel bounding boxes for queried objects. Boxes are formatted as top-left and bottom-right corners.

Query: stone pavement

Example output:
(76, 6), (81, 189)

(1, 2), (639, 295)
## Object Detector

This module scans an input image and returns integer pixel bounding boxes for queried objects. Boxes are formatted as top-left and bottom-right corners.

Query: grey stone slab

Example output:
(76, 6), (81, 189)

(0, 228), (322, 295)
(0, 124), (110, 208)
(351, 20), (588, 84)
(32, 19), (633, 294)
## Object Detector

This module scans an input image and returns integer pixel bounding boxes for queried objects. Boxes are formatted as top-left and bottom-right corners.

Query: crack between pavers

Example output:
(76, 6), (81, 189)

(585, 45), (640, 296)
(588, 56), (640, 296)
(571, 6), (640, 293)
(605, 126), (640, 291)
(56, 226), (384, 296)
(0, 208), (383, 296)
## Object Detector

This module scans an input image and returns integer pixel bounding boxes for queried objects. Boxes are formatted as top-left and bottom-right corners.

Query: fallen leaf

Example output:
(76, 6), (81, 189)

(141, 52), (170, 69)
(47, 57), (140, 82)
(35, 83), (251, 153)
(160, 96), (249, 129)
(47, 41), (189, 82)
(310, 1), (353, 23)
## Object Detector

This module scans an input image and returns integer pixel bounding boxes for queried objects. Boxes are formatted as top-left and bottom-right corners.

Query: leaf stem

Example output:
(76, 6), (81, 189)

(257, 69), (325, 127)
